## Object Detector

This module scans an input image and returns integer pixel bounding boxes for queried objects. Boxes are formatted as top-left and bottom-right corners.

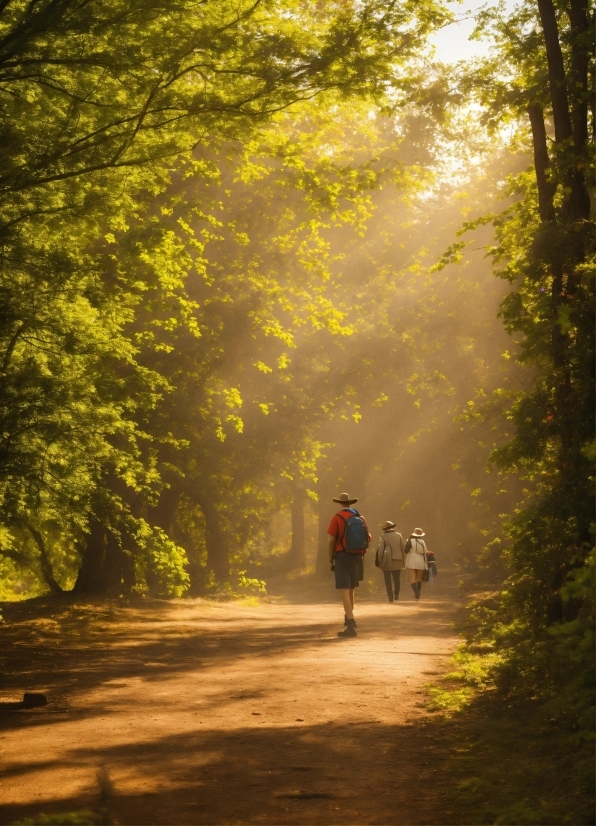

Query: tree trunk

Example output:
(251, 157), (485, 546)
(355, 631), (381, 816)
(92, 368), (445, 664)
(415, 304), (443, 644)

(533, 0), (591, 456)
(564, 0), (592, 219)
(73, 519), (106, 594)
(527, 103), (556, 221)
(23, 521), (64, 594)
(197, 497), (229, 582)
(73, 520), (129, 595)
(536, 0), (591, 219)
(315, 493), (332, 578)
(102, 530), (127, 592)
(120, 533), (137, 595)
(287, 487), (306, 570)
(566, 0), (590, 152)
(149, 484), (182, 534)
(536, 0), (573, 143)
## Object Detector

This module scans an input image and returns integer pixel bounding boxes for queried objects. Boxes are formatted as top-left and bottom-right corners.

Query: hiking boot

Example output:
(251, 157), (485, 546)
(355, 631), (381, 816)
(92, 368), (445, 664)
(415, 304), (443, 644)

(344, 614), (357, 627)
(338, 619), (357, 637)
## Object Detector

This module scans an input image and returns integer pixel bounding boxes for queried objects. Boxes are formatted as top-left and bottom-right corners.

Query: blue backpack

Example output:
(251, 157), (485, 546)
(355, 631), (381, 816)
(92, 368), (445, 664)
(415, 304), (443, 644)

(338, 509), (369, 553)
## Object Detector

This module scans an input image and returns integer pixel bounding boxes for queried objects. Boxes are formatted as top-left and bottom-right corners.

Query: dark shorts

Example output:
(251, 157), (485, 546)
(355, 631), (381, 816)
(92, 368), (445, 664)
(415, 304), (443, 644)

(334, 551), (364, 589)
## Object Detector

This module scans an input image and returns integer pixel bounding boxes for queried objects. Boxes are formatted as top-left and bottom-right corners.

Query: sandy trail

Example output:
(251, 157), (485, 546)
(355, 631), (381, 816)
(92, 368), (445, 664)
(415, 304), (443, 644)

(0, 574), (462, 825)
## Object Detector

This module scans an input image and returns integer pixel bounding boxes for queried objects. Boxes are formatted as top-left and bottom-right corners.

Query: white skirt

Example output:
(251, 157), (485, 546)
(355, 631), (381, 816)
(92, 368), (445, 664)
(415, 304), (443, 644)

(405, 551), (427, 571)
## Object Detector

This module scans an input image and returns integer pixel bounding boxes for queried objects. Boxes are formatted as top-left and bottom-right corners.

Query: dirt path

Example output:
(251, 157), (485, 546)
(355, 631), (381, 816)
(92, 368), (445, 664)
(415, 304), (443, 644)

(0, 574), (463, 825)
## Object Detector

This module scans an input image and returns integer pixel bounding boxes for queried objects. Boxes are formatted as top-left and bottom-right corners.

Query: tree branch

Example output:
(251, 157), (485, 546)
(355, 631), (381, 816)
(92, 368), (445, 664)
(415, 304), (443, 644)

(20, 519), (65, 594)
(0, 547), (35, 571)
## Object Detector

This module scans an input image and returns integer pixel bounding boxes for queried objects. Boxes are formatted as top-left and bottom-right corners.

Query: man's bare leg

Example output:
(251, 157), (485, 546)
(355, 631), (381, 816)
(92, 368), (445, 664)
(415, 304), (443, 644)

(341, 589), (354, 620)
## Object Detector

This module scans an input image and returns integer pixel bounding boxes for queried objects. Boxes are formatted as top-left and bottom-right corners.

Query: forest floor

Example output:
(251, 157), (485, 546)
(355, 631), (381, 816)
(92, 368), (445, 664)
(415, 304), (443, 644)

(0, 571), (466, 825)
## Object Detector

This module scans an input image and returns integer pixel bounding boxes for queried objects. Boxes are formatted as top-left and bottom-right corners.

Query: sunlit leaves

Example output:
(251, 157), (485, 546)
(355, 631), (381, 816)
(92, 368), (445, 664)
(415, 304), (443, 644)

(0, 0), (456, 591)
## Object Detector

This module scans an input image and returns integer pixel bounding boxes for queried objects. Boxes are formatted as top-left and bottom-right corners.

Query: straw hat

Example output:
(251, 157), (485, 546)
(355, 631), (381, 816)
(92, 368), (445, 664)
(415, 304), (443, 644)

(412, 527), (425, 537)
(381, 521), (396, 532)
(333, 492), (358, 505)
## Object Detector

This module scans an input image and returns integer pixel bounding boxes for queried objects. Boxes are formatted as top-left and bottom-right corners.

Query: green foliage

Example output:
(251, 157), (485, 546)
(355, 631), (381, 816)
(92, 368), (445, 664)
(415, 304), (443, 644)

(237, 570), (267, 595)
(134, 521), (190, 597)
(0, 0), (453, 595)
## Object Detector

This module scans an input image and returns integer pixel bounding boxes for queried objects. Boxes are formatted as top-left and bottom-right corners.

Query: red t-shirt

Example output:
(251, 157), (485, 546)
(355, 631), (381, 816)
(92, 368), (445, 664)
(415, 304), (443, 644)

(327, 508), (370, 553)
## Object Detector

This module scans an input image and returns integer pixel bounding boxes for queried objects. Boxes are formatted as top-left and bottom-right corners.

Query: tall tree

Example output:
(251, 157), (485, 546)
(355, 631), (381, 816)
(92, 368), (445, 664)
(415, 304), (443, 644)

(446, 0), (594, 723)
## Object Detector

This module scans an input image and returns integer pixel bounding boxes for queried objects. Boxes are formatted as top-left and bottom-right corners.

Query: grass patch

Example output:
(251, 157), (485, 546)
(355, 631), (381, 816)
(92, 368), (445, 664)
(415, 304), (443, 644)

(442, 696), (594, 825)
(426, 645), (501, 714)
(235, 595), (262, 607)
(425, 649), (595, 825)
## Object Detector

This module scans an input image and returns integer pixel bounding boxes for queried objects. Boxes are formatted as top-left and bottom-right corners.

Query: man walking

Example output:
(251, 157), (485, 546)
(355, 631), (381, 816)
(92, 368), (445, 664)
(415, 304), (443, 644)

(327, 493), (371, 638)
(375, 520), (405, 602)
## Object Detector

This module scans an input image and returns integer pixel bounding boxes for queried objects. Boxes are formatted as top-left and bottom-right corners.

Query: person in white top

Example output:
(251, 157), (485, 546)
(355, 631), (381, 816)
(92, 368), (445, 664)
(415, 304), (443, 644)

(404, 527), (428, 600)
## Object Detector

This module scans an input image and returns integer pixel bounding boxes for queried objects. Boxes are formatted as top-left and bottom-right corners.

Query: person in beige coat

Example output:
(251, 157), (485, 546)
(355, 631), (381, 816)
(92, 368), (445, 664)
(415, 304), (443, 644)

(375, 521), (405, 602)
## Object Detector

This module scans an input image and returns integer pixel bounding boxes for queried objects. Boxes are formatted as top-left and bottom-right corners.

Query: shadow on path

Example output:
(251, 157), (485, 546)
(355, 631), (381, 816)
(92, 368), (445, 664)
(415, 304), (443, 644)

(0, 718), (460, 825)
